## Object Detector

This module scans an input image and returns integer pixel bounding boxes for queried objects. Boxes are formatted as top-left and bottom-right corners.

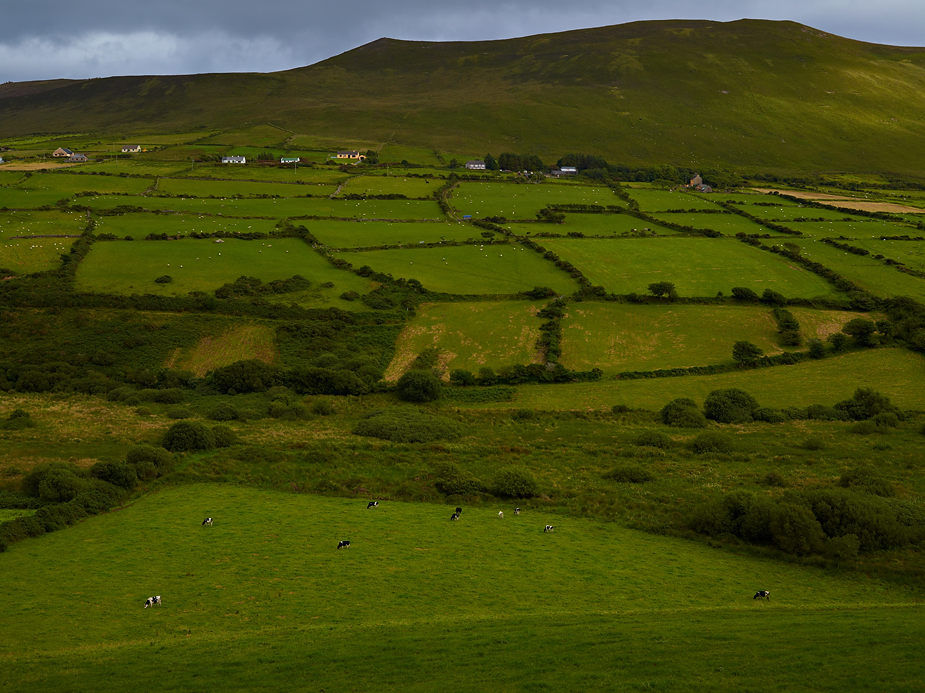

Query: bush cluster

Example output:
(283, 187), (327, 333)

(659, 398), (707, 428)
(353, 409), (466, 443)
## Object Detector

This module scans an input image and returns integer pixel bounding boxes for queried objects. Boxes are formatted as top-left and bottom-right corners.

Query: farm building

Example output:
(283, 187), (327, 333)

(222, 156), (246, 164)
(335, 151), (365, 160)
(280, 157), (301, 164)
(69, 153), (88, 162)
(121, 145), (141, 153)
(465, 160), (486, 170)
(52, 148), (73, 158)
(550, 166), (577, 177)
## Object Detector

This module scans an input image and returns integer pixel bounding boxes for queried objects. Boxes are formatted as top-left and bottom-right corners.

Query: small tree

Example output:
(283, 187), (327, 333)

(731, 287), (759, 302)
(484, 153), (498, 171)
(647, 281), (677, 300)
(704, 388), (760, 423)
(842, 318), (879, 347)
(732, 340), (764, 365)
(396, 370), (442, 403)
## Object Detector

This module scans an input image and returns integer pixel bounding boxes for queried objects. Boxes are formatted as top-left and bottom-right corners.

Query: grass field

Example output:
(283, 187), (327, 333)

(1, 484), (922, 692)
(18, 172), (152, 196)
(337, 174), (440, 198)
(559, 303), (789, 373)
(343, 244), (579, 295)
(454, 181), (618, 219)
(378, 144), (445, 166)
(541, 237), (839, 298)
(507, 214), (677, 237)
(744, 206), (866, 222)
(92, 214), (280, 239)
(469, 347), (925, 411)
(75, 161), (196, 176)
(167, 323), (278, 375)
(1, 188), (78, 208)
(384, 300), (544, 380)
(786, 220), (910, 238)
(0, 236), (76, 273)
(170, 164), (352, 184)
(156, 177), (337, 198)
(848, 240), (925, 270)
(651, 212), (773, 235)
(0, 209), (87, 239)
(76, 237), (343, 295)
(625, 189), (723, 211)
(309, 220), (475, 247)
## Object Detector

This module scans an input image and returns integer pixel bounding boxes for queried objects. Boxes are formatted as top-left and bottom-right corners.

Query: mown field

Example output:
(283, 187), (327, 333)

(1, 485), (922, 692)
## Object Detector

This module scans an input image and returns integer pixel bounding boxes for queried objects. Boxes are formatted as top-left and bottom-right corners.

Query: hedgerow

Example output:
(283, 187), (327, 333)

(353, 409), (467, 443)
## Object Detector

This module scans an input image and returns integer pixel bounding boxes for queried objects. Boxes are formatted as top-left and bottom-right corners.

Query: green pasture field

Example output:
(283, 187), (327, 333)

(309, 220), (475, 248)
(651, 212), (774, 235)
(17, 172), (152, 196)
(286, 134), (381, 152)
(788, 306), (883, 341)
(0, 209), (87, 239)
(141, 144), (229, 161)
(0, 171), (27, 186)
(791, 239), (925, 302)
(1, 484), (922, 692)
(559, 303), (792, 374)
(454, 181), (618, 219)
(718, 193), (799, 205)
(506, 214), (677, 238)
(0, 236), (76, 273)
(384, 300), (544, 380)
(1, 188), (78, 208)
(156, 177), (336, 198)
(343, 244), (579, 295)
(850, 239), (925, 269)
(197, 124), (292, 147)
(378, 144), (444, 166)
(471, 347), (925, 411)
(625, 189), (723, 211)
(91, 213), (280, 240)
(337, 174), (440, 198)
(121, 132), (220, 145)
(76, 237), (341, 295)
(744, 205), (867, 222)
(541, 237), (839, 298)
(72, 161), (191, 176)
(786, 219), (912, 238)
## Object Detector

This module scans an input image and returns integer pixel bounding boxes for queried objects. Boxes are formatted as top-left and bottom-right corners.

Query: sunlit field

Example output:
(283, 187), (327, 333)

(308, 220), (476, 247)
(454, 181), (619, 218)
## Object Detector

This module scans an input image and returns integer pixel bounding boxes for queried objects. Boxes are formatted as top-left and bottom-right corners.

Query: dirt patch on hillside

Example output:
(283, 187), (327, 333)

(751, 188), (924, 214)
(0, 162), (79, 171)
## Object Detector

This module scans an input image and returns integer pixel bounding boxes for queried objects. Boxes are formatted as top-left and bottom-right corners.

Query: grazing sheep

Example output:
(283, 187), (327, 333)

(498, 511), (504, 519)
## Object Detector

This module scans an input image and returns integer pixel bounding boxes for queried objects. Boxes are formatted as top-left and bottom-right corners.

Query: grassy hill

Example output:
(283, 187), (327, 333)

(3, 20), (925, 175)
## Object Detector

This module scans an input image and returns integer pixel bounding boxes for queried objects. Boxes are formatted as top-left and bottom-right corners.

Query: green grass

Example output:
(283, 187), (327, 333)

(541, 237), (839, 298)
(744, 206), (867, 222)
(0, 171), (28, 186)
(851, 240), (925, 269)
(786, 219), (912, 238)
(76, 237), (347, 295)
(309, 220), (475, 247)
(626, 189), (723, 211)
(171, 164), (352, 184)
(0, 484), (921, 692)
(337, 174), (441, 198)
(0, 235), (76, 273)
(92, 213), (280, 240)
(1, 188), (77, 208)
(0, 209), (87, 239)
(384, 300), (544, 380)
(454, 181), (618, 219)
(559, 303), (792, 373)
(19, 172), (152, 196)
(75, 160), (198, 176)
(469, 348), (925, 411)
(342, 244), (579, 295)
(651, 212), (774, 235)
(156, 177), (337, 198)
(378, 144), (445, 165)
(507, 214), (677, 237)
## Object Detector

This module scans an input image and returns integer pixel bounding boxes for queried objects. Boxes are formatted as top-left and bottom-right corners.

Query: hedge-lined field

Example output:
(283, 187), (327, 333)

(156, 177), (337, 198)
(309, 219), (475, 247)
(454, 181), (619, 218)
(92, 213), (280, 239)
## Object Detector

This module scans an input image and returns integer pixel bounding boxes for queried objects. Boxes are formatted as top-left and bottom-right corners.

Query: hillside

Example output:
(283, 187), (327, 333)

(2, 19), (925, 174)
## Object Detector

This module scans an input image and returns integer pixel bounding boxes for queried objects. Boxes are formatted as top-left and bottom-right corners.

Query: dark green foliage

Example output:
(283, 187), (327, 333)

(396, 370), (442, 403)
(513, 409), (537, 421)
(154, 275), (173, 284)
(769, 503), (826, 555)
(760, 289), (786, 306)
(807, 338), (826, 358)
(761, 472), (787, 487)
(163, 421), (215, 452)
(689, 431), (735, 454)
(603, 465), (656, 483)
(449, 369), (477, 386)
(801, 436), (826, 451)
(126, 445), (175, 474)
(207, 401), (241, 421)
(839, 467), (895, 497)
(731, 287), (759, 302)
(22, 462), (88, 503)
(732, 341), (764, 365)
(311, 399), (335, 416)
(660, 398), (707, 428)
(1, 409), (36, 430)
(753, 407), (787, 423)
(647, 281), (677, 300)
(806, 404), (842, 421)
(849, 420), (883, 435)
(211, 425), (238, 448)
(353, 409), (466, 443)
(834, 387), (901, 421)
(209, 359), (283, 394)
(870, 412), (900, 428)
(433, 462), (488, 496)
(842, 318), (879, 347)
(266, 397), (307, 420)
(703, 388), (760, 423)
(491, 468), (538, 499)
(635, 431), (672, 448)
(166, 407), (193, 419)
(90, 461), (137, 490)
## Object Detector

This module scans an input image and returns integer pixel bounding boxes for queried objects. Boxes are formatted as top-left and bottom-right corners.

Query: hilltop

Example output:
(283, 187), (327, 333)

(2, 19), (925, 176)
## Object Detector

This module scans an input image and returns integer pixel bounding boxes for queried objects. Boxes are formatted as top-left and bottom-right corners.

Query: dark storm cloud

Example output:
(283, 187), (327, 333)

(2, 1), (923, 83)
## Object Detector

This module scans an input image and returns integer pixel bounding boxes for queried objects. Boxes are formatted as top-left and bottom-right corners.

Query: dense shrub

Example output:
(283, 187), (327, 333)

(753, 407), (787, 423)
(689, 431), (734, 454)
(603, 465), (655, 483)
(126, 445), (175, 473)
(353, 409), (466, 443)
(22, 462), (88, 502)
(1, 408), (36, 430)
(90, 461), (137, 490)
(834, 387), (902, 421)
(635, 431), (672, 449)
(207, 402), (241, 421)
(162, 421), (215, 452)
(211, 425), (238, 448)
(801, 436), (826, 451)
(166, 407), (193, 419)
(806, 404), (842, 421)
(491, 468), (538, 498)
(703, 388), (760, 423)
(839, 467), (895, 497)
(209, 359), (283, 394)
(433, 462), (488, 496)
(659, 398), (707, 428)
(761, 472), (787, 487)
(311, 400), (336, 416)
(395, 370), (442, 403)
(769, 503), (826, 555)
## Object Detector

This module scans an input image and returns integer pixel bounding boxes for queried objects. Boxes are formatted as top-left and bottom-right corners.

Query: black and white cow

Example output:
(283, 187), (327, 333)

(202, 517), (213, 526)
(337, 540), (351, 549)
(451, 512), (460, 521)
(515, 508), (520, 515)
(754, 590), (770, 601)
(544, 525), (555, 533)
(144, 596), (161, 608)
(367, 501), (379, 509)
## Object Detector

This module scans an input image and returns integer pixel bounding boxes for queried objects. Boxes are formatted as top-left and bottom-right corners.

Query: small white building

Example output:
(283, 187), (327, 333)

(69, 153), (88, 162)
(280, 157), (301, 164)
(222, 156), (246, 164)
(335, 150), (365, 160)
(121, 145), (142, 153)
(52, 148), (73, 158)
(465, 160), (486, 170)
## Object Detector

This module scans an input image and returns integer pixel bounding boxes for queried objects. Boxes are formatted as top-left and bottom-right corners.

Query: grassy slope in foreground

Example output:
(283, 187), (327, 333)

(1, 485), (922, 692)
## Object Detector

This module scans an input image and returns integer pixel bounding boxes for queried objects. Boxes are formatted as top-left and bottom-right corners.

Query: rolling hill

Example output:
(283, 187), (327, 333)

(3, 20), (925, 175)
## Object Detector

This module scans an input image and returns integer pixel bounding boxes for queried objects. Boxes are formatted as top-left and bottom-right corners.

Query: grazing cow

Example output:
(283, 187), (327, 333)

(144, 596), (161, 608)
(451, 512), (460, 521)
(544, 525), (555, 533)
(455, 507), (462, 514)
(202, 517), (212, 526)
(498, 511), (504, 519)
(515, 508), (520, 515)
(337, 540), (351, 549)
(754, 590), (770, 601)
(367, 501), (379, 509)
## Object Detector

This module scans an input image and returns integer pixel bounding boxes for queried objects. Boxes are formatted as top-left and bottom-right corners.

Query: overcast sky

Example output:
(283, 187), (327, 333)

(2, 0), (923, 84)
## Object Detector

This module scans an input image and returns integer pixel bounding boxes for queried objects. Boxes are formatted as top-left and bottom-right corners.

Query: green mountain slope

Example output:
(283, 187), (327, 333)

(2, 19), (925, 174)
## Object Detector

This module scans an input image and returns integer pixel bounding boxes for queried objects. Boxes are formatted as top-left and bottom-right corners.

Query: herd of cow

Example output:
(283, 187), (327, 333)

(142, 503), (770, 608)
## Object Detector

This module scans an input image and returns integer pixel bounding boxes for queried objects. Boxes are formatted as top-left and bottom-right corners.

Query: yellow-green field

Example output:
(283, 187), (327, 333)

(0, 236), (76, 273)
(384, 301), (544, 380)
(165, 323), (277, 376)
